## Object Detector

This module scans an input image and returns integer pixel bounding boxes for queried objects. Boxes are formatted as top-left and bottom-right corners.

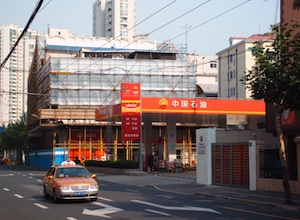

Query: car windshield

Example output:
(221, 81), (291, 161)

(55, 167), (91, 178)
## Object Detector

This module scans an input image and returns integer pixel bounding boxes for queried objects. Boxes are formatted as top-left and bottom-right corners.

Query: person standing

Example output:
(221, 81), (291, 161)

(74, 156), (81, 165)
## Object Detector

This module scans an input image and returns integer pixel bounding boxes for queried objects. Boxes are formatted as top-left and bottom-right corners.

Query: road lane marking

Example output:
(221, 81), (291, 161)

(0, 174), (14, 177)
(66, 217), (77, 220)
(220, 206), (297, 220)
(14, 194), (24, 199)
(36, 179), (42, 183)
(98, 197), (113, 202)
(34, 203), (48, 209)
(82, 202), (124, 218)
(3, 188), (10, 191)
(132, 200), (221, 214)
(145, 209), (171, 216)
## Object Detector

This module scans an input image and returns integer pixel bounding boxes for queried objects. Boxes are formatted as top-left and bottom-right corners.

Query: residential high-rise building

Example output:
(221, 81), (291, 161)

(0, 24), (37, 126)
(93, 0), (136, 40)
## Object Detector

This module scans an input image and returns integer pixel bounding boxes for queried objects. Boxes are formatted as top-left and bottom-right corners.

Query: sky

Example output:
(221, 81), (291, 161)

(1, 0), (280, 55)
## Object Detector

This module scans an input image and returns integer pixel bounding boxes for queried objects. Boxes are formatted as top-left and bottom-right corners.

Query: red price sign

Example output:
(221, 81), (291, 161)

(121, 83), (141, 141)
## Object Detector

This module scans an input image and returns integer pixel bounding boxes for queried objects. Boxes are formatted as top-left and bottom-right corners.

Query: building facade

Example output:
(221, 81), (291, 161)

(187, 54), (218, 97)
(216, 33), (273, 100)
(27, 29), (199, 167)
(0, 24), (37, 126)
(93, 0), (136, 41)
(281, 0), (300, 27)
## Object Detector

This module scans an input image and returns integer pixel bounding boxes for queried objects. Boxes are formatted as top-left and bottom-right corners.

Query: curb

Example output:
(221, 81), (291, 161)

(193, 193), (300, 212)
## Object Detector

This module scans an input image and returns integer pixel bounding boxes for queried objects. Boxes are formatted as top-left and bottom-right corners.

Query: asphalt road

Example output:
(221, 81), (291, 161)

(0, 166), (299, 220)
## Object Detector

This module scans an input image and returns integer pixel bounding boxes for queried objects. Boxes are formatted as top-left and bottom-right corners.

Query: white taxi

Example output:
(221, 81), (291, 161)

(43, 163), (99, 202)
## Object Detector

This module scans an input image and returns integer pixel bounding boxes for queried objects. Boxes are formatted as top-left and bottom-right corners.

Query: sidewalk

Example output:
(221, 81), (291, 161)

(97, 170), (300, 212)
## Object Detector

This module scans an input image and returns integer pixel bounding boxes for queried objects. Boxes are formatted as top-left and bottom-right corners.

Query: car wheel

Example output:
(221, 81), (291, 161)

(53, 189), (60, 203)
(43, 185), (50, 199)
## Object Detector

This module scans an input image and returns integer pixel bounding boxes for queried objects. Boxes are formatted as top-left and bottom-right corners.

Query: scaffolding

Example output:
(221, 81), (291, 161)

(28, 35), (198, 167)
(37, 54), (196, 110)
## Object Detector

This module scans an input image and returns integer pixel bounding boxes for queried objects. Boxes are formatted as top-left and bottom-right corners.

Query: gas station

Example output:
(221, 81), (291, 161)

(95, 83), (265, 172)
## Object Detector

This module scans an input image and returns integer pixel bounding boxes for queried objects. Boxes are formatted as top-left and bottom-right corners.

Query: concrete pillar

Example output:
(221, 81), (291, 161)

(143, 118), (153, 170)
(196, 128), (216, 185)
(248, 140), (257, 191)
(143, 118), (153, 156)
(166, 115), (176, 162)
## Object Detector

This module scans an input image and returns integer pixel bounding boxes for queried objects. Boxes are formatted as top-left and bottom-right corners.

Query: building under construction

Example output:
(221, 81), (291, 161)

(27, 29), (202, 169)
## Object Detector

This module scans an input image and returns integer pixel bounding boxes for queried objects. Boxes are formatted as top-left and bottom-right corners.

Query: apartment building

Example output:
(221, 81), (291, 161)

(216, 33), (273, 129)
(0, 24), (37, 126)
(216, 33), (273, 99)
(93, 0), (136, 40)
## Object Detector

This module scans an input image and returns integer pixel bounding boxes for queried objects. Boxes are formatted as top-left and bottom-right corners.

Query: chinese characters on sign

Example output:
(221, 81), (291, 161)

(170, 99), (208, 109)
(121, 83), (141, 141)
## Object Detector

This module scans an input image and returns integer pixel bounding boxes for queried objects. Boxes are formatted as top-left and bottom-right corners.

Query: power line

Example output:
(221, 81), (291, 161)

(158, 0), (252, 50)
(0, 0), (44, 71)
(117, 0), (212, 51)
(93, 0), (178, 50)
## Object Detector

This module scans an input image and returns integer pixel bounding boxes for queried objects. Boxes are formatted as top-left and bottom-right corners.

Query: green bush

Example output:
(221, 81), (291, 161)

(84, 160), (139, 169)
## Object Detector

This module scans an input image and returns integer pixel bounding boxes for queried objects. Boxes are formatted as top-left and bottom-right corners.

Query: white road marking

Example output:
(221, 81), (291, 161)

(145, 209), (171, 216)
(14, 194), (24, 199)
(0, 174), (14, 177)
(66, 217), (77, 220)
(29, 176), (33, 179)
(34, 203), (48, 209)
(132, 200), (221, 214)
(98, 196), (113, 202)
(82, 202), (124, 218)
(3, 188), (10, 191)
(36, 179), (42, 183)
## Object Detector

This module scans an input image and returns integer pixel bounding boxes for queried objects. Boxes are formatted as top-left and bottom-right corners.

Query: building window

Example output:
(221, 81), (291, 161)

(210, 61), (217, 68)
(120, 10), (128, 16)
(120, 3), (128, 9)
(228, 87), (235, 97)
(121, 17), (128, 23)
(228, 54), (233, 63)
(259, 140), (297, 181)
(120, 31), (128, 37)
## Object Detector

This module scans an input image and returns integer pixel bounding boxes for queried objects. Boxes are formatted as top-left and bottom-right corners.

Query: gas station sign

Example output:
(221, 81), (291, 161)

(121, 83), (141, 141)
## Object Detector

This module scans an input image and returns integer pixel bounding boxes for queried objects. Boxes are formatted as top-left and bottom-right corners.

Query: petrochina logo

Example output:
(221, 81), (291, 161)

(158, 98), (168, 109)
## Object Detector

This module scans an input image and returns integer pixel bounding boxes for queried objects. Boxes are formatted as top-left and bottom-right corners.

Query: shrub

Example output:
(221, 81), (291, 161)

(84, 160), (139, 169)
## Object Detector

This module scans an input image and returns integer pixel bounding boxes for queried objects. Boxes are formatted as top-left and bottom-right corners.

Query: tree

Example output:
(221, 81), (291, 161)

(241, 20), (300, 204)
(0, 115), (27, 165)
